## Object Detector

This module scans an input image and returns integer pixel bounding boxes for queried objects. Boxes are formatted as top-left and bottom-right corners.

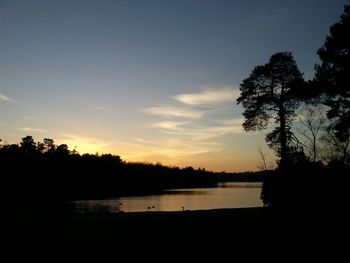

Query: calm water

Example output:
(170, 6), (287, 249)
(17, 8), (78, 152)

(73, 182), (263, 213)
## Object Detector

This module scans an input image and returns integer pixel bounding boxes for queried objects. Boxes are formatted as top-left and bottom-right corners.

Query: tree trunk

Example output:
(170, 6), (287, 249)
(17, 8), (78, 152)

(279, 104), (288, 169)
(313, 137), (317, 162)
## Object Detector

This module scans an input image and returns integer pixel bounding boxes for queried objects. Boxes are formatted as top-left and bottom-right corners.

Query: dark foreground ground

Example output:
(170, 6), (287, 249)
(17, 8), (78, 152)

(1, 207), (347, 260)
(1, 207), (348, 243)
(2, 208), (267, 240)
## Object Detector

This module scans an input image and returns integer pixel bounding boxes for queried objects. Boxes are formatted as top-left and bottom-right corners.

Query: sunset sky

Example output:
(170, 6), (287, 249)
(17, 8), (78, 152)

(0, 0), (347, 171)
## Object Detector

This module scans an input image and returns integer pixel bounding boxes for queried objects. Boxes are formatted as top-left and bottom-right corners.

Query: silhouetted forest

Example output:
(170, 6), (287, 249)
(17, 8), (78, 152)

(238, 5), (350, 210)
(0, 136), (218, 214)
(216, 170), (270, 182)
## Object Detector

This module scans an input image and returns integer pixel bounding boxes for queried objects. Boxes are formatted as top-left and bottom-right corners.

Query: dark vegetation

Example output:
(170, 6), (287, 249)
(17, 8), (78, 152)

(0, 135), (271, 215)
(216, 170), (270, 182)
(0, 136), (217, 214)
(238, 5), (350, 210)
(261, 163), (349, 210)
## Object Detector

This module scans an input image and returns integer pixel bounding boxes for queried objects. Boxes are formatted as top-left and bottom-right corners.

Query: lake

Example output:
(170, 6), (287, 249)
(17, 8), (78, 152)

(73, 182), (263, 213)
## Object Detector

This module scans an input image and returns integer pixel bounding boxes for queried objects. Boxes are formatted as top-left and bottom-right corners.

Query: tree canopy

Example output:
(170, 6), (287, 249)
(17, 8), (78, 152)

(314, 5), (350, 142)
(237, 52), (304, 168)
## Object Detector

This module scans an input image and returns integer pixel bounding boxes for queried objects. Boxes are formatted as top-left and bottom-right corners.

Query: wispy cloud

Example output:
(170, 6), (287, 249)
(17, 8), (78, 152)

(0, 93), (16, 103)
(97, 116), (245, 167)
(154, 121), (187, 131)
(145, 106), (203, 119)
(157, 118), (245, 140)
(174, 87), (239, 106)
(18, 127), (46, 133)
(138, 85), (245, 164)
(129, 116), (245, 163)
(116, 137), (213, 161)
(196, 121), (244, 139)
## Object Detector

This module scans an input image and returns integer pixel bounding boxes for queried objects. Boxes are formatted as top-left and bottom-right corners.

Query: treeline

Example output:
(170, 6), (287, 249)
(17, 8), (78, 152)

(0, 136), (217, 214)
(217, 170), (271, 182)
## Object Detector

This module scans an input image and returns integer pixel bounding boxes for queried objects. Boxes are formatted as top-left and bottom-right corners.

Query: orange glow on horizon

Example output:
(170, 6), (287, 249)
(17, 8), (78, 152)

(57, 135), (109, 155)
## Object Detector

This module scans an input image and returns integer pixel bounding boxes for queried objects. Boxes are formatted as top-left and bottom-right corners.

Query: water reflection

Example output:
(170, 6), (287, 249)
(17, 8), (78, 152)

(73, 182), (263, 213)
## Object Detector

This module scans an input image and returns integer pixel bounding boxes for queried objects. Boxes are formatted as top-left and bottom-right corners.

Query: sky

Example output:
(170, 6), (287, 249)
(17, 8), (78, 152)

(0, 0), (348, 172)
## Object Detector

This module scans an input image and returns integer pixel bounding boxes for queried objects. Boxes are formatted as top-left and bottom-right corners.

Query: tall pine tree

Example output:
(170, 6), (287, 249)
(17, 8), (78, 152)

(237, 52), (304, 168)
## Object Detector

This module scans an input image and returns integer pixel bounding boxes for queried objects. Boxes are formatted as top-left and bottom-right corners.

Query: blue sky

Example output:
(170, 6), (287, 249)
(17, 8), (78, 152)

(0, 0), (348, 171)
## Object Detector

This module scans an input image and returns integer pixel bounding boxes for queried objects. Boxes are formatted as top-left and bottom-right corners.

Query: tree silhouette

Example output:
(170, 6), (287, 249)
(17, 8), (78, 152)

(320, 124), (350, 166)
(43, 138), (55, 153)
(296, 105), (327, 163)
(237, 52), (304, 168)
(257, 144), (267, 171)
(20, 135), (37, 154)
(314, 5), (350, 142)
(55, 144), (70, 156)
